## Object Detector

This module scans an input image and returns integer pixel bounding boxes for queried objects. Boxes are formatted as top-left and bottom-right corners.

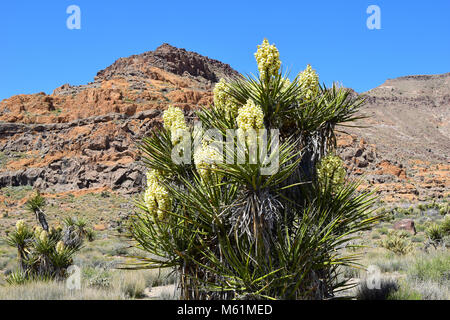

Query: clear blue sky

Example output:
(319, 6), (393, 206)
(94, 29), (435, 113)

(1, 1), (449, 100)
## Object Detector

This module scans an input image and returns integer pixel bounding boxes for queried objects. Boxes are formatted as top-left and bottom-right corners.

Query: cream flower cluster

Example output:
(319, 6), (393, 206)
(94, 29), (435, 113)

(34, 226), (43, 238)
(56, 241), (65, 254)
(236, 99), (265, 152)
(16, 220), (26, 233)
(316, 155), (346, 188)
(281, 77), (291, 92)
(254, 39), (281, 81)
(162, 106), (188, 145)
(39, 230), (48, 242)
(194, 140), (222, 182)
(213, 79), (238, 118)
(236, 99), (264, 131)
(299, 64), (319, 99)
(144, 169), (170, 220)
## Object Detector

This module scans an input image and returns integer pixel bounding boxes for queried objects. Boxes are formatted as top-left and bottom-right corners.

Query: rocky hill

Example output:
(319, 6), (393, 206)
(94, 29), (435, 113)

(0, 44), (238, 194)
(337, 73), (450, 202)
(0, 44), (448, 203)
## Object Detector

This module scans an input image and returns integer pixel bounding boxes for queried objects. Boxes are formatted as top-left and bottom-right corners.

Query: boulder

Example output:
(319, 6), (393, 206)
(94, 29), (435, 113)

(393, 219), (416, 234)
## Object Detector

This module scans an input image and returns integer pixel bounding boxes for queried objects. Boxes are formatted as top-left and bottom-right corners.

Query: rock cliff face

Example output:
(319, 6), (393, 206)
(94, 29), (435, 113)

(0, 44), (238, 193)
(0, 44), (448, 202)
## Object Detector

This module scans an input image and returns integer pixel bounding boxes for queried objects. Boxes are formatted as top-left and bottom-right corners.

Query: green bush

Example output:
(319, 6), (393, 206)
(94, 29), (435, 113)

(379, 231), (413, 255)
(407, 252), (450, 284)
(439, 204), (449, 216)
(425, 223), (444, 243)
(441, 215), (450, 235)
(387, 281), (422, 300)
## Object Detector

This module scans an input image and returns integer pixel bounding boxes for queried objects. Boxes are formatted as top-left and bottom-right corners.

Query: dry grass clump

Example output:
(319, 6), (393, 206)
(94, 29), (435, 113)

(351, 248), (450, 300)
(0, 268), (178, 300)
(0, 281), (126, 300)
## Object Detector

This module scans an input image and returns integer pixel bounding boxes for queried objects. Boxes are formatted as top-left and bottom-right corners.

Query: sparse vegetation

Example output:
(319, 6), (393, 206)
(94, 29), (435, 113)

(379, 230), (413, 255)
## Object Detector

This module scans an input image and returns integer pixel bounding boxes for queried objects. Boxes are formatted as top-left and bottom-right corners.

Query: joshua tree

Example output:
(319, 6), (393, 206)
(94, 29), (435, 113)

(128, 39), (382, 300)
(25, 190), (49, 232)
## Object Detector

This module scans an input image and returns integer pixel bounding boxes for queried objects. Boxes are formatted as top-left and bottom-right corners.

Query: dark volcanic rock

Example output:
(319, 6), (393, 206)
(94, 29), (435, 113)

(95, 43), (240, 84)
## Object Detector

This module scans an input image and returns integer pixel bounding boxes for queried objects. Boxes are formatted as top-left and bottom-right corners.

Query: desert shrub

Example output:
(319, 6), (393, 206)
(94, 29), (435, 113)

(83, 267), (112, 289)
(415, 223), (427, 233)
(88, 276), (111, 289)
(417, 203), (426, 211)
(387, 280), (422, 300)
(379, 230), (413, 255)
(405, 279), (449, 300)
(441, 215), (450, 235)
(127, 39), (382, 300)
(407, 252), (450, 284)
(411, 235), (425, 243)
(371, 232), (381, 240)
(425, 223), (444, 243)
(117, 271), (147, 299)
(373, 257), (411, 273)
(439, 203), (449, 216)
(379, 226), (389, 235)
(5, 220), (82, 284)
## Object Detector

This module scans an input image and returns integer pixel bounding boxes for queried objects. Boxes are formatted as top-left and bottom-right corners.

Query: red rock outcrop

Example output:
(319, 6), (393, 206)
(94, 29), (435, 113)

(0, 44), (238, 194)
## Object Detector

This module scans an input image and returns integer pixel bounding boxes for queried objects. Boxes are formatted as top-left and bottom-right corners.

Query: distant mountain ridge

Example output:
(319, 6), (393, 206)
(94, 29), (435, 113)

(0, 44), (448, 202)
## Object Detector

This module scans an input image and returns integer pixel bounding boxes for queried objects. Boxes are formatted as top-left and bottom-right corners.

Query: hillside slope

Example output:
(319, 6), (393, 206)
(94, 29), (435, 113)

(337, 73), (450, 202)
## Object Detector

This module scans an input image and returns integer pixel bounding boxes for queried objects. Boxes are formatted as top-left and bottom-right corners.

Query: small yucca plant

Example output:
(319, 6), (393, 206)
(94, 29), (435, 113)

(441, 215), (450, 235)
(380, 231), (413, 255)
(127, 39), (382, 300)
(426, 223), (444, 243)
(5, 193), (88, 284)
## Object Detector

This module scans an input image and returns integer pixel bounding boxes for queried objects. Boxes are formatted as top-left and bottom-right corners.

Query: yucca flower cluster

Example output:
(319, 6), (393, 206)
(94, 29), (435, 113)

(236, 99), (265, 131)
(214, 78), (238, 118)
(194, 139), (223, 182)
(162, 106), (188, 145)
(56, 241), (65, 254)
(34, 225), (43, 238)
(144, 169), (170, 220)
(236, 99), (265, 146)
(39, 230), (48, 242)
(16, 220), (26, 233)
(316, 154), (346, 189)
(254, 39), (281, 81)
(281, 77), (291, 92)
(299, 64), (319, 99)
